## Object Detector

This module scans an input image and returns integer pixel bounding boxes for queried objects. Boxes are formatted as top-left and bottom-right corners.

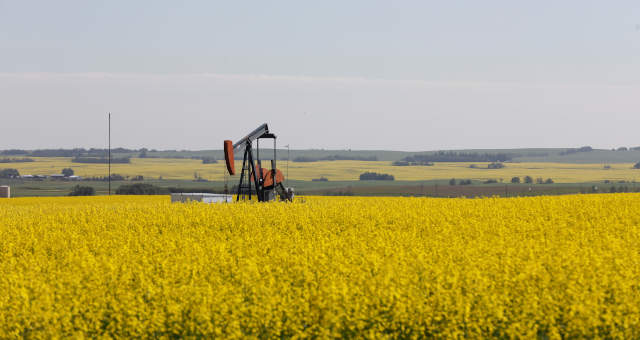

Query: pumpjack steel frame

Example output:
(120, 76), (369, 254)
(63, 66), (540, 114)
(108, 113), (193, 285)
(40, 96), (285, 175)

(226, 124), (291, 202)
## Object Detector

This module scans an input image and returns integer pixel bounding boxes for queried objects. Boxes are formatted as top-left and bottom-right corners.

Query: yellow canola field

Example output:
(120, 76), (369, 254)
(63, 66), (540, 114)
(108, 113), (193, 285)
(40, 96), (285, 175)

(2, 195), (640, 338)
(8, 157), (640, 183)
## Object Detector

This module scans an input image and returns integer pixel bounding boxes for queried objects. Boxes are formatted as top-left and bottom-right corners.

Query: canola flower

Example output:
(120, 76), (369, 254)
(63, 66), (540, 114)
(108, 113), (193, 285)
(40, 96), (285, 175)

(1, 194), (640, 338)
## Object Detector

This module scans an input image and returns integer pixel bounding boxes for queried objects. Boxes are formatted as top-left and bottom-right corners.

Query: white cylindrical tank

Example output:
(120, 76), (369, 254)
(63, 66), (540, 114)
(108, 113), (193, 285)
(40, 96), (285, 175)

(0, 186), (10, 198)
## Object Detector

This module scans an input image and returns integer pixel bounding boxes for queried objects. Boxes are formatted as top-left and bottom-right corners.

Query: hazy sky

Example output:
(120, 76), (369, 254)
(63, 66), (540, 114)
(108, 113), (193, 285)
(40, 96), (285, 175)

(1, 1), (639, 150)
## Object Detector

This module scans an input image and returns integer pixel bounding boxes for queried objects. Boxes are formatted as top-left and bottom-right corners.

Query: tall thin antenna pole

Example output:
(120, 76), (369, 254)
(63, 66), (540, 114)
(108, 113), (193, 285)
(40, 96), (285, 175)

(108, 113), (111, 196)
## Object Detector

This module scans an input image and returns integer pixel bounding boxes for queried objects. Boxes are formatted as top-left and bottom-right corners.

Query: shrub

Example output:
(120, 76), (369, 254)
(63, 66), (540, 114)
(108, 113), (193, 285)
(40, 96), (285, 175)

(488, 162), (505, 169)
(634, 162), (640, 169)
(524, 176), (533, 184)
(459, 179), (472, 185)
(68, 185), (95, 196)
(511, 177), (520, 184)
(449, 178), (456, 186)
(201, 157), (218, 164)
(483, 179), (498, 184)
(312, 177), (329, 182)
(544, 178), (554, 184)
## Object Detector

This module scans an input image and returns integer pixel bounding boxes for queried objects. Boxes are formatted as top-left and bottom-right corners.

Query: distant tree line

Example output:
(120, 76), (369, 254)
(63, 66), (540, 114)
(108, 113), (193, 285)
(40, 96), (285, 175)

(447, 176), (555, 185)
(0, 158), (34, 163)
(116, 183), (168, 195)
(72, 157), (131, 164)
(359, 172), (394, 181)
(449, 178), (472, 185)
(294, 155), (378, 162)
(468, 162), (505, 169)
(559, 146), (593, 156)
(139, 149), (217, 163)
(142, 154), (217, 161)
(116, 184), (228, 195)
(401, 151), (513, 163)
(1, 148), (143, 157)
(0, 149), (30, 156)
(612, 146), (640, 151)
(392, 161), (434, 166)
(82, 174), (126, 181)
(167, 187), (224, 194)
(510, 176), (554, 184)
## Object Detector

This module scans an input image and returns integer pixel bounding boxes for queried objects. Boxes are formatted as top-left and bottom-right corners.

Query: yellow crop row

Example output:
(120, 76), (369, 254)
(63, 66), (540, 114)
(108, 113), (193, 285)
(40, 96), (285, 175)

(5, 157), (640, 183)
(1, 194), (640, 338)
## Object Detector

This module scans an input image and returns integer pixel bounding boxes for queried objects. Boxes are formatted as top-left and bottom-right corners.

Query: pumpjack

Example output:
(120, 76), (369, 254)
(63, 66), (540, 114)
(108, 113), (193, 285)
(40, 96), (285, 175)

(224, 123), (294, 202)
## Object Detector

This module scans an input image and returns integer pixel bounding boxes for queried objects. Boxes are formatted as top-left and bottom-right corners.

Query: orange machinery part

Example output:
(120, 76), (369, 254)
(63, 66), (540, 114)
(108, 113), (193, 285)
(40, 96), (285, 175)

(223, 140), (235, 175)
(251, 165), (285, 188)
(262, 168), (285, 188)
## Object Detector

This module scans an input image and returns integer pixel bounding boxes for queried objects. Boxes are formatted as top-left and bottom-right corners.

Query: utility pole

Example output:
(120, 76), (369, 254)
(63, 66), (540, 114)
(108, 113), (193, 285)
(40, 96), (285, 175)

(108, 113), (111, 196)
(285, 144), (290, 188)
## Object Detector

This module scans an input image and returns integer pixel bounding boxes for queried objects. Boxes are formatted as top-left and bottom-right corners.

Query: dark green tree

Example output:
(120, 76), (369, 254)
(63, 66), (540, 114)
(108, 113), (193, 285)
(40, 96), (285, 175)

(69, 185), (95, 196)
(0, 168), (20, 178)
(61, 168), (74, 177)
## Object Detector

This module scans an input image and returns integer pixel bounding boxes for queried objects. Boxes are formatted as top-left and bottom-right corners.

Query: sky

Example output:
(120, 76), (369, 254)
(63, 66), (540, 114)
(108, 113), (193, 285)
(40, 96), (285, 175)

(0, 1), (639, 151)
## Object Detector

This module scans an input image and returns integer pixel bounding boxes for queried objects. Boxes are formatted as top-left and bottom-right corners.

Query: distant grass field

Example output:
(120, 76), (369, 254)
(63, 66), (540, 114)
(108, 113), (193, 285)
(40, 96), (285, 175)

(4, 157), (640, 183)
